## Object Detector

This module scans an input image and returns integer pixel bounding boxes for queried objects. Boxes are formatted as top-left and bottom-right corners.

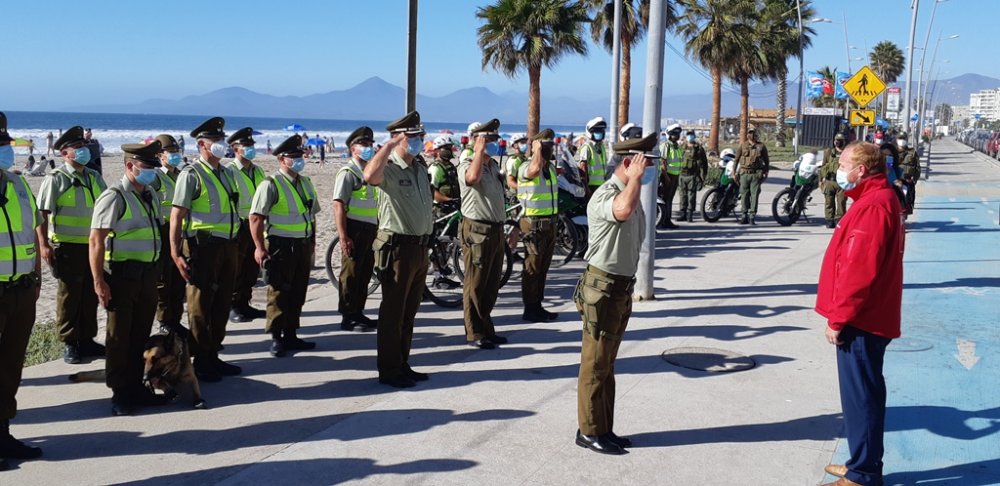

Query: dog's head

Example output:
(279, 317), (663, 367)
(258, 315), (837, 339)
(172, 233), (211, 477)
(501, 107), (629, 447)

(143, 334), (181, 390)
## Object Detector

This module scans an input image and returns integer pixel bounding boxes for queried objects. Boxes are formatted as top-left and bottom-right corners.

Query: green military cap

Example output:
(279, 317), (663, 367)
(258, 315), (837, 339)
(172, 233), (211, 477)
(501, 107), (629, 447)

(532, 128), (555, 141)
(0, 111), (11, 144)
(190, 116), (226, 139)
(227, 127), (255, 146)
(273, 135), (304, 158)
(123, 141), (162, 166)
(54, 125), (86, 151)
(613, 133), (659, 156)
(346, 126), (375, 147)
(470, 118), (500, 136)
(834, 133), (846, 141)
(156, 134), (179, 151)
(386, 110), (425, 135)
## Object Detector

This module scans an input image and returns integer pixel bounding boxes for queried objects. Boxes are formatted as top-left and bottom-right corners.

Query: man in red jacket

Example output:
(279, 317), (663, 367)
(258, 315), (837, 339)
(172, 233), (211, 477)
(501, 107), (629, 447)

(815, 142), (905, 486)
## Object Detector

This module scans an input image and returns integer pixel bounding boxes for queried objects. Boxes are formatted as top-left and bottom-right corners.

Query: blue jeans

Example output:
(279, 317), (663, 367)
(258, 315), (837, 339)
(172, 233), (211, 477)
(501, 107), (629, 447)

(837, 326), (892, 486)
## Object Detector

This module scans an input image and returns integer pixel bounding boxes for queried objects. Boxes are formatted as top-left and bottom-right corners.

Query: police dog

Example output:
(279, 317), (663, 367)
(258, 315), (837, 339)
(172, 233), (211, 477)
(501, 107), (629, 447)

(143, 332), (207, 409)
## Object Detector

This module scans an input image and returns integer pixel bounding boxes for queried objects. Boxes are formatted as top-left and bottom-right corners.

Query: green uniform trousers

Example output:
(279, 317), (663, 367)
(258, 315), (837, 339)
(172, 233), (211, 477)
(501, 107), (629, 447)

(461, 219), (504, 341)
(232, 220), (260, 309)
(156, 224), (185, 326)
(0, 281), (37, 420)
(338, 219), (377, 316)
(659, 173), (680, 221)
(678, 174), (700, 214)
(105, 261), (157, 391)
(265, 237), (313, 334)
(822, 180), (848, 221)
(575, 265), (634, 437)
(53, 242), (99, 343)
(183, 235), (237, 359)
(520, 216), (556, 307)
(375, 234), (429, 380)
(739, 172), (764, 218)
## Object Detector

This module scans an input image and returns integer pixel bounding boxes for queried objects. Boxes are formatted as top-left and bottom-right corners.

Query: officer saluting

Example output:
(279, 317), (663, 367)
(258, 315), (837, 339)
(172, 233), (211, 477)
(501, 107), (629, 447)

(333, 126), (379, 332)
(0, 112), (44, 468)
(574, 133), (656, 456)
(249, 135), (319, 357)
(169, 117), (242, 382)
(36, 125), (108, 364)
(151, 135), (186, 333)
(363, 110), (433, 388)
(227, 127), (267, 323)
(518, 128), (560, 323)
(458, 119), (508, 349)
(89, 142), (170, 416)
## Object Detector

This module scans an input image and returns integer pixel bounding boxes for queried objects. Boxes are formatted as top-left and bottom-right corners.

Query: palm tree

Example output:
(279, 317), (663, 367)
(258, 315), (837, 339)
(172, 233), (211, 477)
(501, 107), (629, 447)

(760, 0), (815, 147)
(588, 0), (678, 127)
(677, 0), (755, 152)
(869, 40), (905, 117)
(478, 0), (590, 137)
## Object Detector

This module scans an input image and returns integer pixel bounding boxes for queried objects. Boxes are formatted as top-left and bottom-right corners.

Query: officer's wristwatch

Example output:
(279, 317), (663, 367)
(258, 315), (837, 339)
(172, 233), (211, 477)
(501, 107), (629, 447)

(26, 271), (41, 287)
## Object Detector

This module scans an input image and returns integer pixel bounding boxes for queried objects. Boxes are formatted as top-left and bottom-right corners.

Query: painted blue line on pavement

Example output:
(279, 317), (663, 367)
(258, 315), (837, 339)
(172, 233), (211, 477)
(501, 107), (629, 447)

(827, 196), (1000, 485)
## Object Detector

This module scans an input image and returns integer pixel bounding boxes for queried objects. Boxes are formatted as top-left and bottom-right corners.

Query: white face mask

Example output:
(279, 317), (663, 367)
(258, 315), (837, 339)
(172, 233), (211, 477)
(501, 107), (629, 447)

(897, 139), (908, 149)
(209, 141), (227, 159)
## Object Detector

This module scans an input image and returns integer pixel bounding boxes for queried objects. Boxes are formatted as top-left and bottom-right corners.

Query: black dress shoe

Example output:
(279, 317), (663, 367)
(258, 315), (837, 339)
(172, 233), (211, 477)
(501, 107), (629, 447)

(63, 343), (81, 364)
(607, 431), (632, 448)
(403, 365), (429, 382)
(664, 222), (679, 229)
(575, 430), (626, 455)
(78, 339), (106, 358)
(270, 338), (286, 357)
(194, 358), (222, 382)
(213, 357), (242, 376)
(468, 339), (497, 350)
(750, 217), (757, 225)
(0, 457), (8, 471)
(229, 309), (248, 323)
(110, 391), (132, 417)
(486, 334), (508, 345)
(739, 215), (749, 225)
(0, 434), (43, 460)
(352, 314), (378, 329)
(243, 306), (266, 319)
(131, 386), (170, 407)
(283, 336), (316, 351)
(523, 306), (558, 323)
(378, 374), (416, 388)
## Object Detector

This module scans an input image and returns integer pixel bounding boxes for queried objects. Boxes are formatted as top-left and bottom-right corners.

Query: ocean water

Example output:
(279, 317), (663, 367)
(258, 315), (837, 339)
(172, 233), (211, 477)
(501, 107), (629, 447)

(4, 111), (581, 155)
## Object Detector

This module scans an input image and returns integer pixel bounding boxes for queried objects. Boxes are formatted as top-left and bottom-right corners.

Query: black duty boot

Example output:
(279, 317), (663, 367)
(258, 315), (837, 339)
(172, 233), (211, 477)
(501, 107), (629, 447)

(63, 342), (81, 364)
(243, 305), (266, 319)
(194, 356), (222, 382)
(523, 304), (558, 323)
(283, 330), (316, 351)
(750, 216), (757, 226)
(131, 385), (170, 407)
(270, 332), (285, 357)
(739, 215), (749, 225)
(212, 356), (242, 376)
(353, 314), (378, 330)
(825, 219), (834, 228)
(0, 420), (42, 459)
(229, 308), (248, 323)
(110, 389), (133, 417)
(78, 338), (106, 358)
(686, 211), (694, 223)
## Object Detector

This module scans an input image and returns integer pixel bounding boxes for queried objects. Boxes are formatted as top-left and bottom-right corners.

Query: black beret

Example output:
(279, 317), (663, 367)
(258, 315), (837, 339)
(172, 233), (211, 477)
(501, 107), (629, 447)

(54, 126), (86, 151)
(0, 111), (11, 144)
(123, 141), (162, 166)
(155, 134), (179, 151)
(470, 118), (500, 136)
(346, 126), (375, 147)
(386, 110), (425, 135)
(190, 116), (226, 139)
(532, 128), (555, 141)
(613, 133), (658, 155)
(227, 127), (255, 146)
(273, 135), (304, 158)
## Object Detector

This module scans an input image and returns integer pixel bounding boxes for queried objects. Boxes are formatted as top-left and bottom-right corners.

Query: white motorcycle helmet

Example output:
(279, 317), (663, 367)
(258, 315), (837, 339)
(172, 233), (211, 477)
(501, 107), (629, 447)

(432, 135), (453, 149)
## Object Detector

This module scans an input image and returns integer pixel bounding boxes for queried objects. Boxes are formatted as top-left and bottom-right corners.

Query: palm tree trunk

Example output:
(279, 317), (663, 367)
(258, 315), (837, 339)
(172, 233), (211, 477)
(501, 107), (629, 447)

(739, 76), (750, 142)
(528, 64), (541, 138)
(618, 41), (632, 127)
(709, 65), (722, 153)
(775, 73), (787, 147)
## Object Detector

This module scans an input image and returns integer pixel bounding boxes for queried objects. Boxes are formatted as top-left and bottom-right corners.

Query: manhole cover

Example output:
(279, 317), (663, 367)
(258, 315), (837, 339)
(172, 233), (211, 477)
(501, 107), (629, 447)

(661, 347), (756, 372)
(887, 338), (934, 352)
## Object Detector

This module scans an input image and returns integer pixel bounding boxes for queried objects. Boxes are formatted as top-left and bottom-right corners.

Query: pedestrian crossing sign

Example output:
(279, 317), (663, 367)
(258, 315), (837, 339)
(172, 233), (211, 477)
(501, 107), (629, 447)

(850, 109), (877, 127)
(844, 66), (886, 107)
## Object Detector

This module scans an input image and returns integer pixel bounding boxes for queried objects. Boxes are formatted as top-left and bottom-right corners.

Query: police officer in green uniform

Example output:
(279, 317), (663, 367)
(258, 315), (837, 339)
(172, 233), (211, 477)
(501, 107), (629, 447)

(458, 119), (509, 349)
(90, 142), (170, 416)
(677, 130), (708, 222)
(36, 125), (108, 364)
(518, 129), (560, 323)
(896, 132), (919, 214)
(657, 124), (683, 229)
(504, 133), (529, 193)
(734, 126), (770, 225)
(0, 112), (44, 468)
(577, 117), (609, 198)
(227, 127), (267, 323)
(820, 133), (848, 228)
(574, 133), (655, 456)
(333, 126), (379, 332)
(249, 135), (320, 357)
(169, 117), (242, 382)
(151, 134), (186, 333)
(363, 111), (433, 388)
(428, 135), (460, 205)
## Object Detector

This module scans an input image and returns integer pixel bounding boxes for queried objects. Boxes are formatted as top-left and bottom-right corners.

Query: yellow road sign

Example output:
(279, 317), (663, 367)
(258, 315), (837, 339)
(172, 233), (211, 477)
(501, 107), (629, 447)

(850, 109), (876, 127)
(844, 66), (886, 107)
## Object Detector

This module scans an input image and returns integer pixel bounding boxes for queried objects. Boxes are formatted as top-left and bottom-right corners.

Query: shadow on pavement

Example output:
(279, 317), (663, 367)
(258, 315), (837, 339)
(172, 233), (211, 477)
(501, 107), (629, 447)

(903, 277), (1000, 290)
(627, 413), (842, 447)
(884, 459), (1000, 486)
(906, 221), (1000, 233)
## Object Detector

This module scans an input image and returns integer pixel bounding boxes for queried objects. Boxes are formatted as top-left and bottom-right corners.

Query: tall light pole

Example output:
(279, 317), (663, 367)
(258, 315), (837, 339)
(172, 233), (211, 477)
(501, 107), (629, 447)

(915, 0), (947, 132)
(793, 4), (829, 155)
(843, 12), (852, 72)
(918, 34), (958, 132)
(903, 0), (920, 132)
(609, 0), (622, 145)
(405, 0), (418, 112)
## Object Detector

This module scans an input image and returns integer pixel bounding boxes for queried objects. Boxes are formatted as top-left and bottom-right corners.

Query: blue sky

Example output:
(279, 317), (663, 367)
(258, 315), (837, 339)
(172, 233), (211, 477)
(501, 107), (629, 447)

(0, 0), (994, 111)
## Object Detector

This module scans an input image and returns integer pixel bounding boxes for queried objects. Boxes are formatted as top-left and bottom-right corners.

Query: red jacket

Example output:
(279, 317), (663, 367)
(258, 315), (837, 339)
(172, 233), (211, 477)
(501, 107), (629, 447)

(816, 173), (905, 338)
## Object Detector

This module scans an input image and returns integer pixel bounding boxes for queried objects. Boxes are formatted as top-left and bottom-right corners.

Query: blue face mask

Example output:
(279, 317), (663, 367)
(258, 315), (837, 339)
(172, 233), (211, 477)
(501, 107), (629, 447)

(592, 131), (605, 141)
(0, 145), (14, 170)
(518, 143), (528, 153)
(135, 167), (157, 185)
(290, 157), (306, 173)
(407, 137), (423, 156)
(687, 135), (696, 142)
(166, 152), (183, 168)
(485, 141), (499, 157)
(242, 146), (256, 160)
(74, 147), (91, 165)
(359, 146), (375, 161)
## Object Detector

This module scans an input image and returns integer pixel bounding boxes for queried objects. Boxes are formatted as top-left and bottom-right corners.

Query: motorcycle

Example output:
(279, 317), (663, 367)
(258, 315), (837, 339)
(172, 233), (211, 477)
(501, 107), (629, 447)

(701, 153), (740, 222)
(772, 152), (819, 226)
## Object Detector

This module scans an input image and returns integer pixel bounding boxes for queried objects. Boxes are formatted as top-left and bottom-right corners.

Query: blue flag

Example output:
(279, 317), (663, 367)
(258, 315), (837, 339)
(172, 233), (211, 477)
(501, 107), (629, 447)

(806, 71), (825, 99)
(835, 72), (850, 100)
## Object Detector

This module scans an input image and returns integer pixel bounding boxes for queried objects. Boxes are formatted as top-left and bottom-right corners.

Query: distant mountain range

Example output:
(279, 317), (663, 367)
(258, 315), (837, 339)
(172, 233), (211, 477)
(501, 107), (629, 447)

(71, 73), (999, 124)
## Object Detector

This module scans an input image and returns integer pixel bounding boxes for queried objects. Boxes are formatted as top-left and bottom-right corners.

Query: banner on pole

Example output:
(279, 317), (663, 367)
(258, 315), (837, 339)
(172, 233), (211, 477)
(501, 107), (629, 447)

(835, 72), (851, 100)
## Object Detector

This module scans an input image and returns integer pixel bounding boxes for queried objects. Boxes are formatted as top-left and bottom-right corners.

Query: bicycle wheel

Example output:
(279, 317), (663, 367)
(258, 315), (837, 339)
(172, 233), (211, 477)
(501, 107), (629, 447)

(325, 235), (380, 295)
(553, 213), (580, 267)
(424, 237), (463, 308)
(503, 219), (524, 280)
(453, 232), (515, 287)
(772, 187), (799, 226)
(701, 186), (724, 222)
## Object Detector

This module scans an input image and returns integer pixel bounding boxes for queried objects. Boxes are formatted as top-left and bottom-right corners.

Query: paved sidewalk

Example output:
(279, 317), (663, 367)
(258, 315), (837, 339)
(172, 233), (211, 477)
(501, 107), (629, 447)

(4, 139), (997, 485)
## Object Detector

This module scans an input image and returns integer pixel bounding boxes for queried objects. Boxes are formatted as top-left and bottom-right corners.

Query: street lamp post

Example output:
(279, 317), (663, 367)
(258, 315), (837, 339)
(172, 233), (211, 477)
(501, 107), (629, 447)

(915, 0), (948, 132)
(918, 34), (959, 133)
(903, 0), (920, 133)
(405, 0), (418, 112)
(793, 3), (830, 155)
(609, 0), (622, 146)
